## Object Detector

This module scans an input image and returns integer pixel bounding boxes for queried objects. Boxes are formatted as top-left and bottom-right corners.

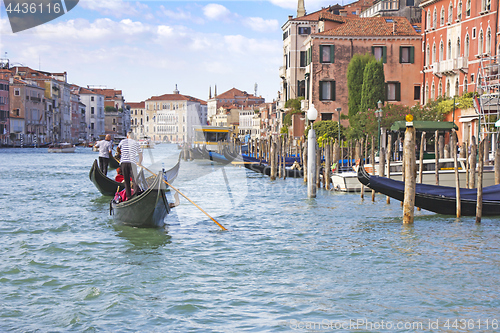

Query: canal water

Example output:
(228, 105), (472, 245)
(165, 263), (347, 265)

(1, 145), (500, 332)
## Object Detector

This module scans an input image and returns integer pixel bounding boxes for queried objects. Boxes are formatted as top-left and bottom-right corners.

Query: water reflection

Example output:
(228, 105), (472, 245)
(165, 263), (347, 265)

(113, 224), (171, 249)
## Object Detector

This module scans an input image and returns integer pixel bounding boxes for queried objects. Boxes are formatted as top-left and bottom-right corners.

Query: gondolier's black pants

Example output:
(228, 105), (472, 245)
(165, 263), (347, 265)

(121, 162), (140, 199)
(99, 157), (109, 176)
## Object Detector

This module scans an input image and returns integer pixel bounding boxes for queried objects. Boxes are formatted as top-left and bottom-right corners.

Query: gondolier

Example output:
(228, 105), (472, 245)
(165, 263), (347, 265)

(118, 131), (143, 200)
(94, 134), (113, 175)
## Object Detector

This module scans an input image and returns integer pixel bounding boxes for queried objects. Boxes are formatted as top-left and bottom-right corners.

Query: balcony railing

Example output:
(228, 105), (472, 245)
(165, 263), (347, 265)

(453, 57), (468, 71)
(432, 62), (441, 76)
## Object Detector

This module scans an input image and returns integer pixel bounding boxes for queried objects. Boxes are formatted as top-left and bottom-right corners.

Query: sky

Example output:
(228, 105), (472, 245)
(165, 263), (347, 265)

(0, 0), (346, 104)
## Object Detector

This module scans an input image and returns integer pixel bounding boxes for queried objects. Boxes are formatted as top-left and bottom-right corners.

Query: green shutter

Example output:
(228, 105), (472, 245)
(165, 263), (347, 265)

(319, 82), (323, 100)
(399, 46), (403, 63)
(319, 45), (324, 63)
(371, 46), (375, 55)
(332, 81), (336, 101)
(396, 82), (401, 101)
(385, 83), (388, 100)
(331, 45), (335, 63)
(410, 46), (414, 63)
(382, 46), (387, 63)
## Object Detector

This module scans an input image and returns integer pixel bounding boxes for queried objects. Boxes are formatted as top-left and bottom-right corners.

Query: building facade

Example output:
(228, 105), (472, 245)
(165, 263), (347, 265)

(0, 70), (9, 145)
(207, 87), (265, 125)
(77, 87), (105, 141)
(129, 101), (146, 138)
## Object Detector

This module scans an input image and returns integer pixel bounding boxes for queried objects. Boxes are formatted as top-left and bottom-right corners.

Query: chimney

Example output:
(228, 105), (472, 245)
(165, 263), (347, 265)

(288, 15), (293, 20)
(297, 0), (305, 18)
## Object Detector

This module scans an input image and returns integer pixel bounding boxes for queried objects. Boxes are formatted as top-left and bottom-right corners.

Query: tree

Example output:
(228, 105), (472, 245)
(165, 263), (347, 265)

(360, 59), (385, 113)
(305, 120), (344, 142)
(105, 106), (117, 112)
(347, 53), (374, 119)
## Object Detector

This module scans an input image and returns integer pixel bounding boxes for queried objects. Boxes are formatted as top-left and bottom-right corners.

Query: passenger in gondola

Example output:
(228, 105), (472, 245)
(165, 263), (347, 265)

(118, 131), (143, 199)
(115, 167), (132, 184)
(94, 134), (113, 176)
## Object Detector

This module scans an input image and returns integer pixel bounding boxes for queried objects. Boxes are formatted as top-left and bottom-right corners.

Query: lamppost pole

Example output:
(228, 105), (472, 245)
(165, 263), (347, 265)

(376, 100), (383, 156)
(336, 107), (341, 146)
(307, 104), (317, 198)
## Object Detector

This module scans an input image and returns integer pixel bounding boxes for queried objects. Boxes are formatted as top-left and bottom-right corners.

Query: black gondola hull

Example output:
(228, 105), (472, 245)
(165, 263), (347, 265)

(89, 159), (125, 196)
(357, 164), (500, 216)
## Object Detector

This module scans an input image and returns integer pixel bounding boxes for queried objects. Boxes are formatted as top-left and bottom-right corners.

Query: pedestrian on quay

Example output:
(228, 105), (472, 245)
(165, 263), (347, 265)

(94, 134), (113, 176)
(118, 131), (143, 199)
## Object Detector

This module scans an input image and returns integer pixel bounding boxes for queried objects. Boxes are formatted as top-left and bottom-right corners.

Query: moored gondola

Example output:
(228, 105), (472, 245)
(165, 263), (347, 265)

(110, 170), (170, 228)
(89, 159), (125, 196)
(357, 162), (500, 216)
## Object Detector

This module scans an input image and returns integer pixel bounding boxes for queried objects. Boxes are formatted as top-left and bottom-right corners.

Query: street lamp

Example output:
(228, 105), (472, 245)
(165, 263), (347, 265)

(376, 100), (383, 156)
(307, 104), (317, 198)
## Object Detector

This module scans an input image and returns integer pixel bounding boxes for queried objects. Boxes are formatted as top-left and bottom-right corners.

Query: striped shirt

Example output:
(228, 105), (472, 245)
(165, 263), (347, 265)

(118, 138), (142, 164)
(95, 140), (113, 158)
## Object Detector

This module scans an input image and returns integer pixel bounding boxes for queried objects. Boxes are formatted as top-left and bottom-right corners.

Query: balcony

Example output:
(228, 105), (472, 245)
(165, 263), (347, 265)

(360, 0), (399, 17)
(441, 59), (454, 75)
(279, 66), (286, 79)
(432, 62), (441, 77)
(453, 57), (468, 72)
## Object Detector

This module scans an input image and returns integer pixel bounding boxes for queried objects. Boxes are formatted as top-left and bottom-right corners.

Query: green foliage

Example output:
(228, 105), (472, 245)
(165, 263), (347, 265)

(284, 97), (304, 111)
(360, 59), (385, 113)
(347, 53), (374, 118)
(305, 120), (344, 142)
(105, 106), (117, 112)
(280, 125), (289, 134)
(436, 95), (474, 114)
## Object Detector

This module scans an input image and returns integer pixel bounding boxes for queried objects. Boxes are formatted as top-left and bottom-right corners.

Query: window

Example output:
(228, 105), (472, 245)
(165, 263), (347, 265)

(427, 11), (431, 30)
(472, 27), (476, 39)
(447, 40), (452, 59)
(386, 82), (401, 101)
(479, 30), (484, 55)
(91, 107), (94, 114)
(425, 84), (429, 104)
(91, 96), (94, 101)
(455, 78), (459, 96)
(465, 34), (470, 58)
(457, 1), (462, 20)
(431, 82), (435, 100)
(426, 44), (430, 66)
(471, 73), (475, 84)
(321, 113), (333, 121)
(399, 46), (414, 63)
(319, 45), (335, 63)
(486, 28), (491, 54)
(448, 4), (453, 23)
(464, 77), (468, 93)
(433, 8), (437, 28)
(456, 37), (461, 58)
(282, 30), (288, 40)
(372, 46), (387, 63)
(319, 81), (335, 101)
(438, 81), (443, 97)
(298, 27), (311, 35)
(297, 80), (305, 97)
(482, 0), (491, 11)
(440, 7), (445, 26)
(446, 80), (451, 97)
(300, 51), (307, 67)
(432, 43), (436, 63)
(440, 41), (444, 61)
(90, 123), (94, 130)
(414, 86), (420, 100)
(466, 0), (471, 16)
(406, 0), (414, 5)
(14, 88), (20, 96)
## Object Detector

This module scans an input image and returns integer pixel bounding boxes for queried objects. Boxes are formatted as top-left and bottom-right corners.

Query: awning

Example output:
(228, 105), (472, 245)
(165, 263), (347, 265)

(390, 120), (459, 132)
(496, 119), (500, 127)
(459, 115), (479, 123)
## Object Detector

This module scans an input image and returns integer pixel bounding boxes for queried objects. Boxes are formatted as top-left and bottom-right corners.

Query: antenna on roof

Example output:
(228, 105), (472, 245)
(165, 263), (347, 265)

(254, 83), (258, 96)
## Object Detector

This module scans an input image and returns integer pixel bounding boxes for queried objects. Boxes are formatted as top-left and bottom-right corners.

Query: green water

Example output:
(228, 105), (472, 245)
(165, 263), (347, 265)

(1, 145), (500, 332)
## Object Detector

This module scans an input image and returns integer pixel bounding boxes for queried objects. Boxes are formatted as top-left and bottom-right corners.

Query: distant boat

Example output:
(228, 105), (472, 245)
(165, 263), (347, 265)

(47, 142), (76, 153)
(357, 162), (500, 216)
(138, 136), (154, 149)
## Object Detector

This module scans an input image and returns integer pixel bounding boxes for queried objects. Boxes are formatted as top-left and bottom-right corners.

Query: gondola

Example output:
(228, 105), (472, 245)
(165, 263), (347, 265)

(190, 146), (204, 159)
(89, 159), (125, 196)
(357, 162), (500, 216)
(110, 170), (170, 228)
(237, 153), (303, 178)
(109, 155), (120, 170)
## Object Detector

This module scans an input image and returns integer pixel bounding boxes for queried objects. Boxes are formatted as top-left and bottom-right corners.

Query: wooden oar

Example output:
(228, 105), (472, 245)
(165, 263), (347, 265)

(141, 164), (227, 231)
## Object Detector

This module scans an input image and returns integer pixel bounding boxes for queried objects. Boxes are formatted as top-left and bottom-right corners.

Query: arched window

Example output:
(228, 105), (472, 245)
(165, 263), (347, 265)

(465, 34), (470, 58)
(466, 0), (471, 17)
(479, 29), (484, 55)
(438, 80), (443, 97)
(447, 39), (452, 59)
(456, 37), (461, 58)
(457, 0), (462, 20)
(431, 82), (435, 100)
(448, 3), (453, 23)
(464, 77), (468, 93)
(440, 7), (445, 26)
(432, 43), (437, 63)
(446, 80), (451, 97)
(425, 84), (429, 104)
(440, 41), (444, 61)
(455, 78), (459, 96)
(427, 11), (431, 30)
(486, 28), (491, 54)
(433, 8), (437, 28)
(426, 44), (430, 66)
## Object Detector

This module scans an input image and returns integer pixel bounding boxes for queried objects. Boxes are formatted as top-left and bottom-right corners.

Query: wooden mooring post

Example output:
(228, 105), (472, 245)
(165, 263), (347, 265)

(403, 121), (416, 224)
(386, 134), (392, 204)
(469, 136), (477, 189)
(417, 132), (426, 211)
(495, 147), (500, 185)
(452, 130), (461, 218)
(435, 130), (440, 185)
(371, 135), (376, 202)
(476, 140), (485, 223)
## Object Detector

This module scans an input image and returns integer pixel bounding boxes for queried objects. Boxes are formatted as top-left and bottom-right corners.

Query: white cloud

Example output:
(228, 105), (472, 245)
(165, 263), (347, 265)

(78, 0), (143, 18)
(242, 17), (279, 32)
(203, 4), (232, 22)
